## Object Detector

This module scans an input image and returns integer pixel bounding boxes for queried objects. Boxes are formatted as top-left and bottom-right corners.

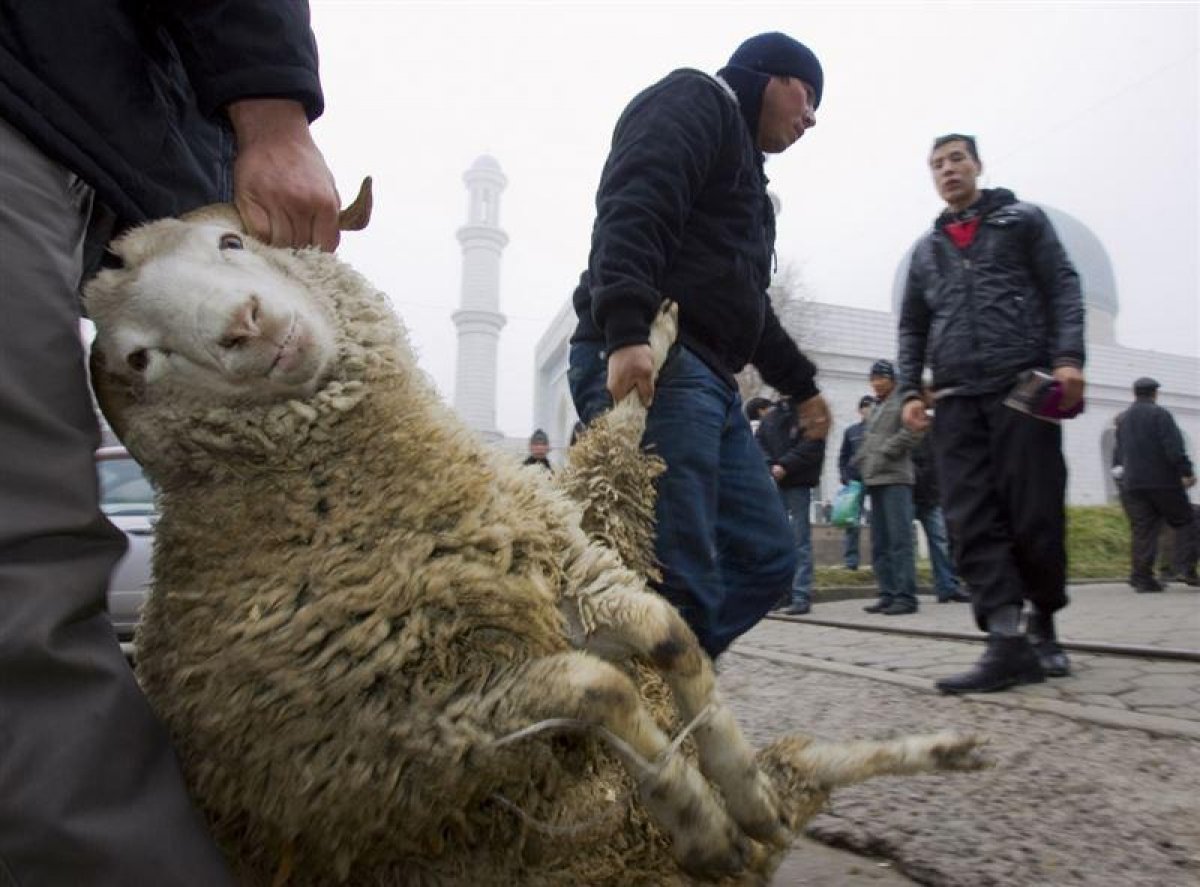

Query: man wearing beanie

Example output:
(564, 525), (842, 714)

(522, 428), (554, 472)
(897, 134), (1086, 693)
(566, 32), (830, 659)
(1114, 378), (1198, 590)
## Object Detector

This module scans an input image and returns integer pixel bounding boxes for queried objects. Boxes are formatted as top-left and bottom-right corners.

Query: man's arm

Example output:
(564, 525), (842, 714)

(837, 428), (853, 484)
(1027, 206), (1086, 408)
(751, 304), (830, 439)
(897, 252), (934, 432)
(1158, 410), (1195, 481)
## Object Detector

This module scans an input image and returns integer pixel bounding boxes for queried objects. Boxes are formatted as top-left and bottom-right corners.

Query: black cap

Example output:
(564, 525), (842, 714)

(1133, 377), (1160, 394)
(868, 359), (895, 379)
(858, 395), (876, 409)
(727, 32), (824, 108)
(530, 428), (549, 445)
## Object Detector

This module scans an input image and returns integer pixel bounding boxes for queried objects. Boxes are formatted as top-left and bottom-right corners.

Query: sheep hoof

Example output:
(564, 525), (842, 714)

(930, 733), (991, 771)
(676, 827), (751, 881)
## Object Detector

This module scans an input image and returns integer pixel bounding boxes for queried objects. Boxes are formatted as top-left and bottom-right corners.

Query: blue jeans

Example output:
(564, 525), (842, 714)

(778, 485), (813, 605)
(868, 484), (918, 608)
(916, 502), (960, 599)
(569, 341), (795, 658)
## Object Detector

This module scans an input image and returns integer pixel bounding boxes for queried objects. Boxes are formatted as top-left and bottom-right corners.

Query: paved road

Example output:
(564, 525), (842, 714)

(731, 582), (1200, 885)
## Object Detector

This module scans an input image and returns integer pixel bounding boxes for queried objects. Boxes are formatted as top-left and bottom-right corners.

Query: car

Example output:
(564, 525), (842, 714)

(96, 445), (156, 640)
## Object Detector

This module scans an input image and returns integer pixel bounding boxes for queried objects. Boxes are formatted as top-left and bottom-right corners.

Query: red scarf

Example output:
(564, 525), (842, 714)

(944, 216), (981, 250)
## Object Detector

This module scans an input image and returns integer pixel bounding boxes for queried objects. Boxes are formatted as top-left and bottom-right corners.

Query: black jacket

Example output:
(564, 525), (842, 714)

(838, 420), (866, 485)
(755, 399), (825, 488)
(897, 188), (1085, 397)
(1115, 399), (1194, 490)
(570, 69), (818, 402)
(911, 434), (940, 509)
(0, 2), (322, 232)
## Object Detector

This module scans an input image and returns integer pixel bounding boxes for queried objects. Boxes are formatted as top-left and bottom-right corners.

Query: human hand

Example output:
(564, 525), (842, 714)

(606, 344), (655, 407)
(771, 464), (786, 481)
(1053, 365), (1086, 411)
(1184, 476), (1197, 489)
(797, 394), (832, 440)
(902, 398), (931, 432)
(228, 98), (341, 251)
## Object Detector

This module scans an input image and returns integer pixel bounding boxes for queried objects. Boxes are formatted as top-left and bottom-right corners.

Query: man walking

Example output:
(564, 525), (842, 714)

(898, 134), (1085, 692)
(838, 395), (874, 569)
(757, 396), (826, 615)
(567, 32), (832, 659)
(857, 361), (922, 615)
(1114, 377), (1198, 590)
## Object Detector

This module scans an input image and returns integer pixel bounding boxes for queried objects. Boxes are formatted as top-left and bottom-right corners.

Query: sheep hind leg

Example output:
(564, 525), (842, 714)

(489, 650), (751, 879)
(574, 587), (790, 849)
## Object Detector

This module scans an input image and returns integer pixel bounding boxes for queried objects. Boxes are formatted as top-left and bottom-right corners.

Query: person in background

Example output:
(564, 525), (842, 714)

(911, 431), (969, 602)
(523, 428), (554, 472)
(745, 395), (774, 435)
(856, 360), (922, 616)
(838, 394), (874, 569)
(756, 396), (826, 615)
(1114, 377), (1198, 591)
(566, 31), (832, 659)
(898, 133), (1084, 692)
(0, 3), (340, 883)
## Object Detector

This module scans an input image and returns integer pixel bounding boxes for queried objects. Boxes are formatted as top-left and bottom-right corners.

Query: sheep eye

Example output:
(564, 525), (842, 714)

(219, 233), (244, 251)
(126, 349), (149, 372)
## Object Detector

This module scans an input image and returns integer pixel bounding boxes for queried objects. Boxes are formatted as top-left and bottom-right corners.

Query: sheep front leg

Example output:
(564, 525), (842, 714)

(491, 651), (750, 879)
(572, 587), (790, 849)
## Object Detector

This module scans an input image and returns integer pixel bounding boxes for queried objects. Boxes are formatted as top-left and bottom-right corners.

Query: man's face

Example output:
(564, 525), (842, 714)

(929, 140), (982, 209)
(870, 376), (895, 399)
(530, 441), (549, 458)
(757, 77), (817, 154)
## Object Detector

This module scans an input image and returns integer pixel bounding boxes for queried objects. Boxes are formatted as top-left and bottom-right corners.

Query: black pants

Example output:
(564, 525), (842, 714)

(1123, 489), (1198, 583)
(932, 390), (1068, 632)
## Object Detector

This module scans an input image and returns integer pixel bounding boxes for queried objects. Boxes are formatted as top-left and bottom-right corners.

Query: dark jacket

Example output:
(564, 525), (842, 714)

(755, 399), (825, 488)
(570, 69), (818, 402)
(855, 393), (920, 487)
(911, 434), (940, 509)
(1115, 398), (1194, 490)
(897, 188), (1085, 398)
(838, 420), (866, 485)
(0, 2), (322, 232)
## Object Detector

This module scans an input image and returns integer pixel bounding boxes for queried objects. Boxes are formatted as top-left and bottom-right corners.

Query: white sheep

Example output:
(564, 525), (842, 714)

(85, 183), (986, 885)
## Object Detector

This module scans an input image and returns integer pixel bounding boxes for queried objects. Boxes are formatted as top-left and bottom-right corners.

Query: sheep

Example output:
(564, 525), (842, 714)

(85, 181), (986, 886)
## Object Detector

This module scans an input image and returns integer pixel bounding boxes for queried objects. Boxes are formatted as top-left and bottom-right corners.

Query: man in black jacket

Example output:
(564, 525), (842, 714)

(567, 32), (832, 658)
(838, 395), (874, 569)
(898, 134), (1086, 693)
(757, 398), (827, 615)
(1114, 377), (1198, 590)
(0, 5), (339, 883)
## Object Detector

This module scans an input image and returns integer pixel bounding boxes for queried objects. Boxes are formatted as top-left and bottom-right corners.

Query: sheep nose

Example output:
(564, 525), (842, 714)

(218, 295), (261, 349)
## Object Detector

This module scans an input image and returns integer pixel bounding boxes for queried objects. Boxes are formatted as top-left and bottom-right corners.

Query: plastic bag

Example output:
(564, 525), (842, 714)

(830, 480), (863, 528)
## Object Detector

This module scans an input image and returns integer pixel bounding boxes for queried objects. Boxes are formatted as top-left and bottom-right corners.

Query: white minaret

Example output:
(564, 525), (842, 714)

(452, 155), (508, 441)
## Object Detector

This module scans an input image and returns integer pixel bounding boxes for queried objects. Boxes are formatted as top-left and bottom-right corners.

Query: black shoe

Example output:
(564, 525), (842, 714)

(938, 591), (971, 603)
(1176, 574), (1200, 587)
(782, 601), (811, 616)
(1132, 579), (1165, 593)
(770, 596), (791, 612)
(862, 599), (891, 613)
(1030, 638), (1071, 677)
(935, 635), (1045, 694)
(881, 601), (917, 616)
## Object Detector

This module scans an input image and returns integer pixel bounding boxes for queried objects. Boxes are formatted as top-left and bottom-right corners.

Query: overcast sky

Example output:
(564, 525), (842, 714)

(308, 1), (1198, 439)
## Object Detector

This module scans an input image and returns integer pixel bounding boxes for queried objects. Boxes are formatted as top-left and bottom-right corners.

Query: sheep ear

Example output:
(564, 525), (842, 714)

(338, 177), (373, 231)
(89, 346), (137, 442)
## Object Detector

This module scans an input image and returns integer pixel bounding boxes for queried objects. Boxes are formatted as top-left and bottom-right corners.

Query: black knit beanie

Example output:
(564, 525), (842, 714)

(717, 31), (824, 144)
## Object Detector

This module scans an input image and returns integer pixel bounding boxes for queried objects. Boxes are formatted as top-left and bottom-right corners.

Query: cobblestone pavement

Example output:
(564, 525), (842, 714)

(727, 582), (1200, 885)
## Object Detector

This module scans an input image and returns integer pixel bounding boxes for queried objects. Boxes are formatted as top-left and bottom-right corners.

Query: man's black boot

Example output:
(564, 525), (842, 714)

(1025, 610), (1070, 677)
(935, 635), (1045, 694)
(863, 598), (891, 613)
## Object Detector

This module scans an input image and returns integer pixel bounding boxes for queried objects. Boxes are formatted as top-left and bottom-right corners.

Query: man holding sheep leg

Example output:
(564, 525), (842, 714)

(568, 32), (832, 659)
(0, 4), (340, 883)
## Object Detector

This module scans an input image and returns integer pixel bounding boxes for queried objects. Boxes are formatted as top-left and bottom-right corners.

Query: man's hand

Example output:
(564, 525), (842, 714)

(606, 344), (655, 407)
(1053, 365), (1086, 411)
(797, 394), (832, 440)
(1184, 475), (1197, 489)
(228, 98), (341, 252)
(902, 398), (931, 432)
(770, 464), (786, 481)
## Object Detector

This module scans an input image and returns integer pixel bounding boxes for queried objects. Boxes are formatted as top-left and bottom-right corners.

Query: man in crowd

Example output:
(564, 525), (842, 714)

(898, 133), (1085, 693)
(1114, 377), (1198, 590)
(523, 428), (554, 472)
(911, 431), (969, 602)
(757, 396), (826, 615)
(857, 360), (922, 615)
(0, 4), (340, 882)
(567, 32), (832, 658)
(838, 394), (874, 569)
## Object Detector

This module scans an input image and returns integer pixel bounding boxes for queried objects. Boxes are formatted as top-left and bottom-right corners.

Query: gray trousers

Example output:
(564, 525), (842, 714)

(0, 118), (233, 886)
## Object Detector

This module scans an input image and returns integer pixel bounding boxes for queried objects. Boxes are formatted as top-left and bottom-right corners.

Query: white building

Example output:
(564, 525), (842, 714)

(531, 204), (1199, 505)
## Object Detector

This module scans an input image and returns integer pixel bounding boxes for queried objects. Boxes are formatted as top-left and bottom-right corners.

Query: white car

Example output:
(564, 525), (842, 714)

(96, 446), (156, 640)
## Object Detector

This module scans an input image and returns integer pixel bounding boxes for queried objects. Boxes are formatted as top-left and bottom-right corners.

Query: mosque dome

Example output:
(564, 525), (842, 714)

(891, 203), (1119, 326)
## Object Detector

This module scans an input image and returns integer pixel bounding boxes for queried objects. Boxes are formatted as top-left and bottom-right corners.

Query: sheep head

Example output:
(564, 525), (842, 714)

(86, 179), (373, 440)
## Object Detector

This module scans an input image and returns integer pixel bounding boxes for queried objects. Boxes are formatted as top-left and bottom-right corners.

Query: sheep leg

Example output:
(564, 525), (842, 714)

(573, 587), (789, 848)
(770, 731), (990, 791)
(488, 650), (751, 879)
